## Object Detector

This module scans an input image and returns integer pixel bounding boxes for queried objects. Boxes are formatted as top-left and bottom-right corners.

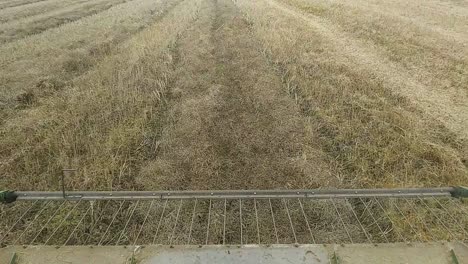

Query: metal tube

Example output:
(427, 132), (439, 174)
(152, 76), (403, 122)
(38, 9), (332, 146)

(14, 187), (454, 201)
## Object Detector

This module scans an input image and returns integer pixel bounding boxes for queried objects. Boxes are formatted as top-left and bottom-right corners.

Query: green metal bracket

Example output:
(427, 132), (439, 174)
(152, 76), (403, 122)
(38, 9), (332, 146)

(450, 186), (468, 198)
(0, 190), (18, 204)
(450, 249), (459, 264)
(9, 252), (17, 264)
(331, 251), (340, 264)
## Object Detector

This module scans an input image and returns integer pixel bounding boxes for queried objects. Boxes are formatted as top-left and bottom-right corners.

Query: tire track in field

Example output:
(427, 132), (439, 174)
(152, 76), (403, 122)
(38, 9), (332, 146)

(0, 0), (129, 44)
(264, 0), (468, 139)
(0, 0), (89, 23)
(141, 0), (333, 190)
(0, 0), (46, 10)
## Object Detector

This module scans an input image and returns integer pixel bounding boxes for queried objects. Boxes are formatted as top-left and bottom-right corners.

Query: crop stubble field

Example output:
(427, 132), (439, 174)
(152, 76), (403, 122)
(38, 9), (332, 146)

(0, 0), (467, 244)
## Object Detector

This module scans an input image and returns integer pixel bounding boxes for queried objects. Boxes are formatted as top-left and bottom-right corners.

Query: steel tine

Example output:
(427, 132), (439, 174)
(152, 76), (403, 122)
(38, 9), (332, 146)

(239, 199), (243, 246)
(331, 198), (353, 243)
(359, 197), (389, 243)
(269, 198), (279, 244)
(170, 199), (183, 245)
(346, 198), (371, 243)
(254, 198), (261, 244)
(223, 199), (227, 245)
(431, 196), (468, 237)
(417, 196), (456, 239)
(83, 200), (111, 244)
(188, 199), (198, 244)
(134, 200), (155, 246)
(64, 202), (92, 246)
(298, 198), (315, 244)
(391, 198), (422, 242)
(116, 200), (140, 245)
(205, 199), (212, 245)
(98, 201), (124, 246)
(30, 201), (67, 245)
(283, 198), (297, 244)
(8, 201), (46, 245)
(152, 199), (168, 244)
(373, 197), (405, 242)
(403, 198), (435, 241)
(45, 200), (82, 245)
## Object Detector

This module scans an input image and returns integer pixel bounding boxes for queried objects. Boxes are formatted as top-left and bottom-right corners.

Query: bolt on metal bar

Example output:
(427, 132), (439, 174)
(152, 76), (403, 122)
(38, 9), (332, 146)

(188, 199), (197, 244)
(30, 201), (67, 244)
(298, 198), (315, 244)
(152, 199), (168, 244)
(283, 199), (297, 244)
(205, 199), (212, 245)
(269, 198), (279, 244)
(331, 199), (353, 243)
(134, 200), (155, 246)
(64, 203), (92, 246)
(346, 198), (372, 243)
(6, 201), (44, 245)
(116, 200), (140, 245)
(98, 201), (124, 246)
(45, 200), (82, 245)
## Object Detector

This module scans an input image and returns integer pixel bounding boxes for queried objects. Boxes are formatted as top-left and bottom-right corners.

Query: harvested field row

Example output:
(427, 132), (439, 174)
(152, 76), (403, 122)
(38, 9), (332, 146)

(0, 0), (88, 23)
(278, 0), (468, 139)
(0, 0), (201, 190)
(0, 0), (180, 120)
(235, 0), (468, 187)
(137, 0), (331, 190)
(0, 0), (128, 44)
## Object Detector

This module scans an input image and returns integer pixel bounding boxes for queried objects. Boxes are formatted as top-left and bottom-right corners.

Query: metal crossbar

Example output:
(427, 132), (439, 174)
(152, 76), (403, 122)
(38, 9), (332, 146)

(0, 188), (467, 246)
(14, 188), (455, 200)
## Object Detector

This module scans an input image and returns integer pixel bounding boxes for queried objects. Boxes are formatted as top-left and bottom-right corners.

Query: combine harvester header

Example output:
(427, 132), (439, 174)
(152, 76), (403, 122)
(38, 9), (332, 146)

(1, 187), (467, 263)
